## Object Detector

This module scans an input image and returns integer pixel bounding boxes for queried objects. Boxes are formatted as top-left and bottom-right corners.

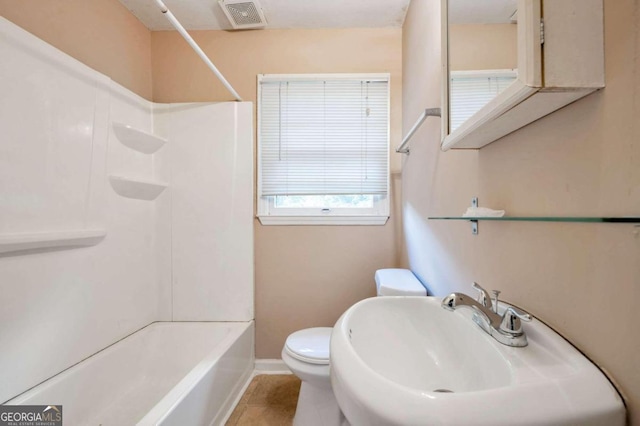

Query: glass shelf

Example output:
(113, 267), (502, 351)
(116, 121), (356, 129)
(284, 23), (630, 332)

(432, 198), (640, 234)
(428, 217), (640, 223)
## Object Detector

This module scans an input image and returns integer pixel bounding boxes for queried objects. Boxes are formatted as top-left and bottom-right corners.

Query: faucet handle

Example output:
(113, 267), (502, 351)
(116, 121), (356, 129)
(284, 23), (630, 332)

(472, 282), (492, 310)
(500, 306), (532, 335)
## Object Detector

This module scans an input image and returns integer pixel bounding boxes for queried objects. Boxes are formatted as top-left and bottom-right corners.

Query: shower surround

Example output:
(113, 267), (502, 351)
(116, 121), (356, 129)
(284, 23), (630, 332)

(0, 17), (254, 424)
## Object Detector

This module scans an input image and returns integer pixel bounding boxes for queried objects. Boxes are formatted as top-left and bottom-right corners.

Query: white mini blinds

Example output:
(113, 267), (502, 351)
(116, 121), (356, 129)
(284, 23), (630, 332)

(258, 75), (389, 197)
(449, 70), (517, 132)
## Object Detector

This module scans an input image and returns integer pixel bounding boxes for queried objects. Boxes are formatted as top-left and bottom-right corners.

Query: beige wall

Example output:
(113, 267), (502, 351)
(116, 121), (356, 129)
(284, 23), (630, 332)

(150, 29), (402, 175)
(0, 0), (153, 99)
(449, 24), (517, 70)
(403, 0), (639, 423)
(151, 28), (403, 358)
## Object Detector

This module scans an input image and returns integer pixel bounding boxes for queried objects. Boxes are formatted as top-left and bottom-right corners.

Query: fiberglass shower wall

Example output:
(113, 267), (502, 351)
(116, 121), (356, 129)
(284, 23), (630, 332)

(155, 101), (254, 322)
(0, 17), (254, 403)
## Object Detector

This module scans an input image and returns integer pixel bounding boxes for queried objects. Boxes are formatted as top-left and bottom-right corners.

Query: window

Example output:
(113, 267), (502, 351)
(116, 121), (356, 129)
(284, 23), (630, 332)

(257, 74), (390, 225)
(450, 69), (517, 131)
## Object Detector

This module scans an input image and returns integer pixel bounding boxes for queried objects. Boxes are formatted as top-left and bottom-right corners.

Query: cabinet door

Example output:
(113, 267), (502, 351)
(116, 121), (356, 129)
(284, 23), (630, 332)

(518, 0), (542, 88)
(441, 0), (604, 150)
(441, 0), (542, 150)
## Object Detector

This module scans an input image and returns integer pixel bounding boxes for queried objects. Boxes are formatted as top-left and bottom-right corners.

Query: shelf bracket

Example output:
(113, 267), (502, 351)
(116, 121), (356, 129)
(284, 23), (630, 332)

(470, 197), (478, 235)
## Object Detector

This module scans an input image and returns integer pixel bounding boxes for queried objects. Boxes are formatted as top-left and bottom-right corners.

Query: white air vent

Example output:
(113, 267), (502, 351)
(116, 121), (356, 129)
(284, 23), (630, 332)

(219, 0), (267, 29)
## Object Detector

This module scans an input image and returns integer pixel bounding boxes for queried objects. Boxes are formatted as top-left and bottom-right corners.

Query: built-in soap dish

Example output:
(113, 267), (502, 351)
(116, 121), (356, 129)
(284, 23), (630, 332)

(112, 122), (167, 154)
(108, 175), (168, 201)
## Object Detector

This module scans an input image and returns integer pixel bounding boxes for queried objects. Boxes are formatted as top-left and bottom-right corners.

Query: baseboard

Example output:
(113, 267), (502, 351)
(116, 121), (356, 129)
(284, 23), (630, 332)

(254, 359), (291, 374)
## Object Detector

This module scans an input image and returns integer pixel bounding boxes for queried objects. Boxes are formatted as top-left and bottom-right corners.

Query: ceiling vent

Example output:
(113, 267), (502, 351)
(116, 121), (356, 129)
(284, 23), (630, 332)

(218, 0), (267, 29)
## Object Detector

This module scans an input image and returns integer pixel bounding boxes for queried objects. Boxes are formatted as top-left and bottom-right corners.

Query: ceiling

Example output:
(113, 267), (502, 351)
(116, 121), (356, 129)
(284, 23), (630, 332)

(449, 0), (518, 24)
(118, 0), (412, 31)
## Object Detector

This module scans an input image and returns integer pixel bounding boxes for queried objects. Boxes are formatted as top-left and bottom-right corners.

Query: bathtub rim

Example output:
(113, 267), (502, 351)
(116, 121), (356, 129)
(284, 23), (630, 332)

(7, 320), (255, 426)
(139, 320), (254, 425)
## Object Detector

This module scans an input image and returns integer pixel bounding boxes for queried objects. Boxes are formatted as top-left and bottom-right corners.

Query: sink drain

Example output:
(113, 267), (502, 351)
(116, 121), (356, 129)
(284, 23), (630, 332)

(433, 389), (454, 393)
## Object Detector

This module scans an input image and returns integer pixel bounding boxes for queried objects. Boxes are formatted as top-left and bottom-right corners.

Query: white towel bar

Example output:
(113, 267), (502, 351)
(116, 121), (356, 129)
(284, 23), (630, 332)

(396, 108), (441, 155)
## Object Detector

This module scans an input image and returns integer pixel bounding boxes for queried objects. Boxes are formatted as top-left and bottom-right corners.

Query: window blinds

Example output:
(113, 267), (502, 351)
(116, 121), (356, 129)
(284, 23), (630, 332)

(259, 77), (389, 197)
(450, 70), (517, 132)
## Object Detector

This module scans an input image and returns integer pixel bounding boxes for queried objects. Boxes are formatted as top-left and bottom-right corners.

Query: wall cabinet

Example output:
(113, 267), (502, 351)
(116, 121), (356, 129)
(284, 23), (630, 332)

(441, 0), (604, 150)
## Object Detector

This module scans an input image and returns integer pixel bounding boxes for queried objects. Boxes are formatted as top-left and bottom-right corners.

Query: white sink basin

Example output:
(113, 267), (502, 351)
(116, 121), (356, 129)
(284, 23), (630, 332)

(330, 296), (625, 426)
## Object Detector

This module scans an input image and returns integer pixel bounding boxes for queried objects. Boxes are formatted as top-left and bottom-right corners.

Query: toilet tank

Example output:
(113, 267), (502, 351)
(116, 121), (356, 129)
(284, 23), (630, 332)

(375, 269), (427, 296)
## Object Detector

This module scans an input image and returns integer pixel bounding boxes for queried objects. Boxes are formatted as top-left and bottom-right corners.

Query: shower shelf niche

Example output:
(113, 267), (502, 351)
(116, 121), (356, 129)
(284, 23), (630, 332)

(109, 175), (168, 201)
(0, 229), (106, 255)
(112, 122), (167, 154)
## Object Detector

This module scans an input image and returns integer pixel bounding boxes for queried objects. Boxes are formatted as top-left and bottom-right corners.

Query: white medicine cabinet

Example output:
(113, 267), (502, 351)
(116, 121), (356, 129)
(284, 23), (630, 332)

(441, 0), (604, 150)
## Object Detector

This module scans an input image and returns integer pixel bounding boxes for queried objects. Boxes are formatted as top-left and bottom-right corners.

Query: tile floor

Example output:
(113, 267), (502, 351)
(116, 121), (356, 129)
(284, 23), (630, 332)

(226, 374), (301, 425)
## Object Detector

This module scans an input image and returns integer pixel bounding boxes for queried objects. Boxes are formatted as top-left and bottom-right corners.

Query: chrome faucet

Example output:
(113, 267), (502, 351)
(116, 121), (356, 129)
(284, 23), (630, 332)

(441, 282), (532, 347)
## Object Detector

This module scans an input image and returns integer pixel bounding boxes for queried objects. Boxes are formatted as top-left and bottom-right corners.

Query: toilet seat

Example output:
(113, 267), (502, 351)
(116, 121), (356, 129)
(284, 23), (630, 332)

(284, 327), (331, 365)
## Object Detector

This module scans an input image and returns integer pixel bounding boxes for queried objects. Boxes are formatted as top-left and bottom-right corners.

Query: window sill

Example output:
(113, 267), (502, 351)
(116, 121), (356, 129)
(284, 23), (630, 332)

(257, 215), (389, 226)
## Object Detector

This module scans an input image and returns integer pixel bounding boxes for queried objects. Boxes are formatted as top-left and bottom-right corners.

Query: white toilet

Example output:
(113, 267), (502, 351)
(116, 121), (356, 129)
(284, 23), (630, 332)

(282, 268), (426, 426)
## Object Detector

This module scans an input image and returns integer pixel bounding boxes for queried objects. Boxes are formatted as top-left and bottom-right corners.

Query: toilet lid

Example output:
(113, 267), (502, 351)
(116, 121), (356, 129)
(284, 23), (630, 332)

(285, 327), (332, 365)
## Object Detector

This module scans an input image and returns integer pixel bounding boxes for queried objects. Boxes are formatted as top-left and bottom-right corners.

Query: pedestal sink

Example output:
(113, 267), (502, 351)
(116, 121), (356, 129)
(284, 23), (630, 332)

(330, 296), (625, 426)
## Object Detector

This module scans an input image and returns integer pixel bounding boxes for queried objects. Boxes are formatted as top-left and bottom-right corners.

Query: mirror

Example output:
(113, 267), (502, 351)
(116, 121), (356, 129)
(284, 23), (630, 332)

(444, 0), (519, 135)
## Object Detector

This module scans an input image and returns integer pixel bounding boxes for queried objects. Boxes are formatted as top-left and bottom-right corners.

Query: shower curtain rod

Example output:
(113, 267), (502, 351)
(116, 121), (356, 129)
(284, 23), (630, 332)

(154, 0), (243, 102)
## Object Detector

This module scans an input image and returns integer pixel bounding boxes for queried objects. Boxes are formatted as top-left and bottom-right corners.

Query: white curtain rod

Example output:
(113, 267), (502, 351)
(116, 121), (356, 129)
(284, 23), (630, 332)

(396, 108), (441, 155)
(154, 0), (243, 102)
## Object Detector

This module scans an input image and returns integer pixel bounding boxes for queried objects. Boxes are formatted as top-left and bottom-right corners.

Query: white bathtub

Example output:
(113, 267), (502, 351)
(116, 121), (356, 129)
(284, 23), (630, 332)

(8, 322), (254, 425)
